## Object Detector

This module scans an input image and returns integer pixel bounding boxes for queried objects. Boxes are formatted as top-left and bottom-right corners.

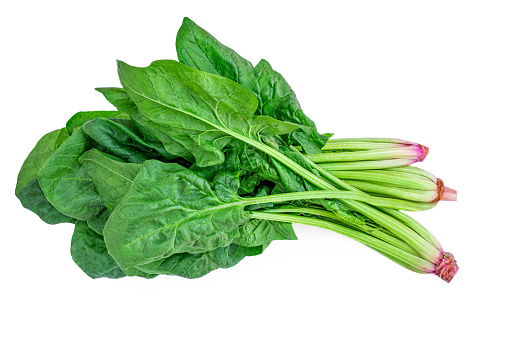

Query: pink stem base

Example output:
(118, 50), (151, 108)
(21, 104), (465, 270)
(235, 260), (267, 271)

(442, 187), (457, 201)
(434, 252), (459, 283)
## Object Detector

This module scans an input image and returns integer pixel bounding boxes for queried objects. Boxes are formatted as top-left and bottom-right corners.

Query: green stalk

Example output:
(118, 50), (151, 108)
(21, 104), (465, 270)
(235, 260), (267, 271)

(318, 159), (417, 170)
(242, 190), (436, 211)
(322, 141), (410, 151)
(342, 180), (438, 202)
(379, 208), (442, 251)
(260, 207), (419, 256)
(383, 166), (437, 183)
(250, 211), (435, 272)
(228, 134), (441, 263)
(328, 170), (437, 190)
(305, 146), (424, 163)
(325, 137), (417, 145)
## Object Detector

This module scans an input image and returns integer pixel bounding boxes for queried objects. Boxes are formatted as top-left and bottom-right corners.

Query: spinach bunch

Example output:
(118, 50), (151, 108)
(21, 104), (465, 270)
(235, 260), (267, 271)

(15, 18), (458, 282)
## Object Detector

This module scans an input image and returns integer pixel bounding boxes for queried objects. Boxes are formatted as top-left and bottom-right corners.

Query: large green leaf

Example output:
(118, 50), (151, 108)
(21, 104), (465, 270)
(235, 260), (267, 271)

(86, 207), (110, 235)
(176, 17), (328, 153)
(117, 60), (300, 167)
(82, 117), (175, 163)
(95, 87), (193, 161)
(38, 128), (104, 220)
(134, 243), (263, 279)
(176, 17), (254, 85)
(16, 128), (75, 224)
(233, 218), (297, 247)
(103, 161), (251, 269)
(16, 179), (75, 224)
(65, 110), (127, 135)
(16, 128), (70, 195)
(71, 220), (125, 279)
(79, 148), (141, 211)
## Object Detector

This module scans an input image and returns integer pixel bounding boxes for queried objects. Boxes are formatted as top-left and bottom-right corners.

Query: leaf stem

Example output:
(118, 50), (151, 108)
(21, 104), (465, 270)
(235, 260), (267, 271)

(242, 190), (436, 211)
(250, 211), (435, 272)
(306, 146), (426, 163)
(260, 207), (419, 256)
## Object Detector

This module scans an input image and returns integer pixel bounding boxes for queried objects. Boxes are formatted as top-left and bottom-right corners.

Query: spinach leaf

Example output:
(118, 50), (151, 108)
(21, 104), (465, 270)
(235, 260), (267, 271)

(87, 207), (110, 235)
(82, 117), (176, 163)
(117, 60), (300, 167)
(95, 87), (194, 161)
(79, 148), (141, 211)
(176, 17), (254, 85)
(103, 160), (252, 269)
(16, 179), (75, 224)
(16, 128), (70, 195)
(133, 243), (264, 279)
(66, 110), (127, 135)
(38, 128), (104, 221)
(176, 17), (328, 153)
(71, 220), (125, 279)
(233, 219), (297, 247)
(16, 128), (75, 224)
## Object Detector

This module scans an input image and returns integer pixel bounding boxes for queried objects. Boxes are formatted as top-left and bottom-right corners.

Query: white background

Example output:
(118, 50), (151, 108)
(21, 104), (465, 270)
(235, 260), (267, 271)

(2, 1), (506, 338)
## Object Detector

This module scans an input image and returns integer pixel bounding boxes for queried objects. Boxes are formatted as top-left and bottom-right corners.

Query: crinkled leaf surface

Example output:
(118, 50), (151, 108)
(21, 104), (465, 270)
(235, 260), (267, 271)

(134, 243), (263, 279)
(117, 60), (299, 167)
(233, 218), (297, 247)
(176, 17), (328, 153)
(17, 179), (75, 224)
(71, 220), (125, 279)
(38, 128), (104, 220)
(95, 87), (193, 161)
(87, 207), (110, 235)
(79, 148), (141, 211)
(16, 128), (70, 195)
(83, 117), (174, 163)
(103, 160), (251, 269)
(16, 128), (75, 224)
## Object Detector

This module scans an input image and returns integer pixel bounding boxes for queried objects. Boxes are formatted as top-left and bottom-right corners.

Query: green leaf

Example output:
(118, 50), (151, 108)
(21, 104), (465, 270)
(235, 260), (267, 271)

(16, 179), (75, 224)
(233, 218), (297, 247)
(71, 220), (125, 279)
(103, 160), (251, 269)
(134, 243), (261, 279)
(16, 128), (75, 224)
(82, 117), (176, 163)
(38, 128), (104, 221)
(79, 148), (141, 211)
(176, 17), (254, 84)
(117, 60), (300, 167)
(244, 59), (329, 153)
(95, 87), (193, 161)
(176, 18), (328, 153)
(66, 110), (127, 135)
(87, 207), (110, 235)
(16, 128), (70, 195)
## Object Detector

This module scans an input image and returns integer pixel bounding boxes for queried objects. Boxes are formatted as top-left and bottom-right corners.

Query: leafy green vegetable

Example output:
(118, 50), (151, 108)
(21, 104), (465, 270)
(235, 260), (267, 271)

(86, 207), (110, 235)
(16, 128), (70, 195)
(78, 148), (141, 211)
(103, 161), (250, 269)
(16, 128), (74, 224)
(176, 17), (328, 153)
(71, 220), (125, 279)
(117, 59), (300, 167)
(66, 110), (127, 135)
(96, 87), (194, 161)
(133, 243), (264, 278)
(16, 179), (75, 224)
(38, 128), (104, 220)
(15, 17), (458, 282)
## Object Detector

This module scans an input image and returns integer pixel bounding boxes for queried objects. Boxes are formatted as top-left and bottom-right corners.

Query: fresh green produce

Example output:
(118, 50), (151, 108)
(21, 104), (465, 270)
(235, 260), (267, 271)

(15, 17), (458, 282)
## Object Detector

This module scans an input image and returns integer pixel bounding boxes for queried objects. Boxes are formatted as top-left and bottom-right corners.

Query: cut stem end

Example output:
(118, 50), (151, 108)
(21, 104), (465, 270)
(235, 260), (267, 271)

(435, 252), (459, 283)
